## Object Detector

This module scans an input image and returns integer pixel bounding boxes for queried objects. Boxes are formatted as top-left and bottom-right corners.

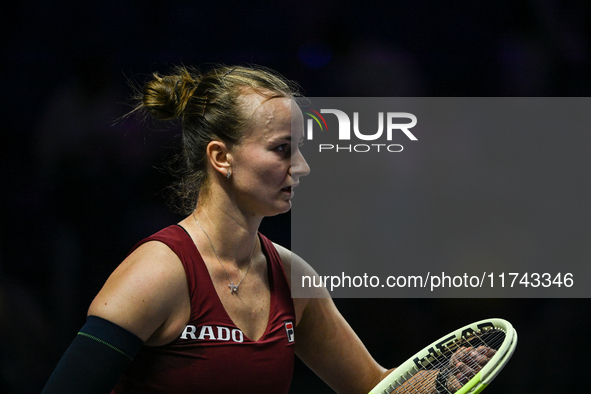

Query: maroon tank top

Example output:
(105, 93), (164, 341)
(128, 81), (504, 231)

(112, 225), (296, 393)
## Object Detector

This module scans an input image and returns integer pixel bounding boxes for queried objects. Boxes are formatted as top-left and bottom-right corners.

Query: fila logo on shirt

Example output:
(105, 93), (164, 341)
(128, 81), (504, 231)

(180, 325), (244, 343)
(284, 321), (295, 343)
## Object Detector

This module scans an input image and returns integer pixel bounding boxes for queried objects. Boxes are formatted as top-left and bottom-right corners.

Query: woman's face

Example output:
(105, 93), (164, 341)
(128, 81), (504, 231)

(229, 95), (310, 217)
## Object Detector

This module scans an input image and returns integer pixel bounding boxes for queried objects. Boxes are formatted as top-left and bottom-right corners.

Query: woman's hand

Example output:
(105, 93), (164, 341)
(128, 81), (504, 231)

(445, 346), (496, 392)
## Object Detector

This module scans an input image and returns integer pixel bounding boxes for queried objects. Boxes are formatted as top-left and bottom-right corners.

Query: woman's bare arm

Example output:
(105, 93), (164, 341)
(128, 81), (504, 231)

(88, 241), (190, 345)
(275, 244), (389, 394)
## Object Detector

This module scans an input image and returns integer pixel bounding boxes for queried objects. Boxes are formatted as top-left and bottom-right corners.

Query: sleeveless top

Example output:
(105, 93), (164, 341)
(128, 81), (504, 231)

(112, 225), (296, 393)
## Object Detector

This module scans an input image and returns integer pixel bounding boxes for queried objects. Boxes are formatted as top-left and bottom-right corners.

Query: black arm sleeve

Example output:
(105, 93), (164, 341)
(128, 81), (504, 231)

(42, 315), (144, 394)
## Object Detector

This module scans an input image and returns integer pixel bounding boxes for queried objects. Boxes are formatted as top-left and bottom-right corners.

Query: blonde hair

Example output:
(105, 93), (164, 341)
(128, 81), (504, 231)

(133, 64), (300, 214)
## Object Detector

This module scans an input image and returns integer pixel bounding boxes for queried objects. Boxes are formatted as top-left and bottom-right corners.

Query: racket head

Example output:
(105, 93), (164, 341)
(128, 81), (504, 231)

(369, 318), (517, 394)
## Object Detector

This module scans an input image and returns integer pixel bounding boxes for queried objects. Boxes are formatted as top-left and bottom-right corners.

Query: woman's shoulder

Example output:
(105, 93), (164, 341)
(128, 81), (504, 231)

(133, 225), (194, 255)
(88, 239), (189, 343)
(271, 242), (305, 284)
(271, 242), (292, 272)
(271, 242), (320, 285)
(271, 242), (330, 325)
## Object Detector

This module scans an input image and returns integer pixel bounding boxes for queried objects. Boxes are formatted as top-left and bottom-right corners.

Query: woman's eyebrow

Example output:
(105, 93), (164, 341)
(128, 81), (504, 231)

(268, 134), (291, 142)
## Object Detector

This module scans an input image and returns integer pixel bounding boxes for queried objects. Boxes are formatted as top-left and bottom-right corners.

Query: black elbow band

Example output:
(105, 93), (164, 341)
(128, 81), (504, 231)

(78, 315), (144, 360)
(42, 316), (144, 394)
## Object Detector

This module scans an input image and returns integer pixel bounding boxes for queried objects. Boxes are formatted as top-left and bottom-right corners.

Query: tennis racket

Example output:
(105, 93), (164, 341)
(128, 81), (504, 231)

(369, 318), (517, 394)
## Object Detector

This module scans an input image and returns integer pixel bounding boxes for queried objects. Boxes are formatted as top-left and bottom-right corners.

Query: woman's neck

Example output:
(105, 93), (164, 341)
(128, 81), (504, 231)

(184, 199), (262, 269)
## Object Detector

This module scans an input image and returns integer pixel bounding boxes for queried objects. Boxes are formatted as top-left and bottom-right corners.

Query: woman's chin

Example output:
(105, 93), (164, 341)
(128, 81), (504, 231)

(265, 201), (292, 217)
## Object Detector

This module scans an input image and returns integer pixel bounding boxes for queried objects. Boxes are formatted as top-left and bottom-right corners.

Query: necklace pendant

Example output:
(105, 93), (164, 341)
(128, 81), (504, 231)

(229, 282), (238, 294)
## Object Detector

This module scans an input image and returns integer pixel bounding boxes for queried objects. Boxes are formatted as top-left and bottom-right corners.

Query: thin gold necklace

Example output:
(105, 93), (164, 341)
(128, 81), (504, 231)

(193, 214), (257, 294)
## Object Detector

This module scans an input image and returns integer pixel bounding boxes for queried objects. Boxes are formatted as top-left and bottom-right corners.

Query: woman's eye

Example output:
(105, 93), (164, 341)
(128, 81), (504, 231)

(276, 144), (288, 152)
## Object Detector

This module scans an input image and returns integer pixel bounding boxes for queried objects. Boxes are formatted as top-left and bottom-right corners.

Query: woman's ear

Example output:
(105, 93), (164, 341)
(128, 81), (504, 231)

(206, 140), (232, 179)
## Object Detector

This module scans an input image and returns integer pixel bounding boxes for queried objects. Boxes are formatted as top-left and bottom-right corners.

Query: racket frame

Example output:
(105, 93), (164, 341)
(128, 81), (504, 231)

(368, 318), (517, 394)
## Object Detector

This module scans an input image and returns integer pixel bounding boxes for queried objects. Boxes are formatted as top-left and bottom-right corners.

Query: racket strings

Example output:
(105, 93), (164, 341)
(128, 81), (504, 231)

(435, 329), (506, 393)
(392, 370), (438, 394)
(390, 328), (506, 394)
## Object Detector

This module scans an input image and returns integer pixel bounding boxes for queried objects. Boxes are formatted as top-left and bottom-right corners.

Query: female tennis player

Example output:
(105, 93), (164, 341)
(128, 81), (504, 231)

(42, 65), (490, 394)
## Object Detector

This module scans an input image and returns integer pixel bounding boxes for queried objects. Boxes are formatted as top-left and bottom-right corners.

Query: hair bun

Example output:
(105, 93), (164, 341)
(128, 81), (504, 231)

(142, 70), (196, 120)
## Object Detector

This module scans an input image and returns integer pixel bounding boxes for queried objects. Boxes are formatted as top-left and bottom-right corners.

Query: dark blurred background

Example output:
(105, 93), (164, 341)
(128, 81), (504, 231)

(1, 0), (590, 392)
